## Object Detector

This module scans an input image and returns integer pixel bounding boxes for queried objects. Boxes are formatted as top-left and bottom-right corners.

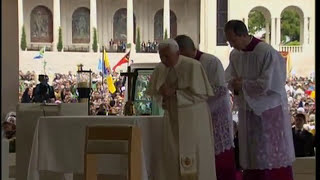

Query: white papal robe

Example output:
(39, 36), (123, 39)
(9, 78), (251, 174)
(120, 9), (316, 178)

(147, 55), (217, 180)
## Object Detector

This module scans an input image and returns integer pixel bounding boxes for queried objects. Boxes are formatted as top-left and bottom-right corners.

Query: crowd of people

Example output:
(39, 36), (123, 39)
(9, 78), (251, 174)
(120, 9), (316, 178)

(108, 39), (127, 52)
(3, 71), (317, 157)
(18, 70), (126, 115)
(12, 71), (316, 127)
(106, 39), (160, 53)
(138, 40), (159, 53)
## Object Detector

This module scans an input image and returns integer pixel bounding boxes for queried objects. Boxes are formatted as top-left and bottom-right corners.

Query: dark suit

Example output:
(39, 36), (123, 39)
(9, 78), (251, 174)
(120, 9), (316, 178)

(292, 127), (315, 157)
(33, 83), (56, 103)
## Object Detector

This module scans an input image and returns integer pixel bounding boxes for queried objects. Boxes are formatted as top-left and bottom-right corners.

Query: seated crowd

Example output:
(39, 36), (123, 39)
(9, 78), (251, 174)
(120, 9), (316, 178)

(2, 71), (316, 158)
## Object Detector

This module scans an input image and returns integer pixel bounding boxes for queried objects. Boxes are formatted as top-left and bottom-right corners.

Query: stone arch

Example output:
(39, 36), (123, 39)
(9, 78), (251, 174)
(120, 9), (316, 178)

(170, 11), (177, 38)
(154, 9), (177, 41)
(113, 8), (136, 43)
(248, 6), (271, 43)
(281, 6), (304, 44)
(30, 5), (53, 42)
(72, 7), (90, 43)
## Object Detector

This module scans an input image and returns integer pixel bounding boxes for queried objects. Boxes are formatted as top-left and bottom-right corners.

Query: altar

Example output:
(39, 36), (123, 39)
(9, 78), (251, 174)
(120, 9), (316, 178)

(16, 103), (88, 180)
(27, 115), (164, 180)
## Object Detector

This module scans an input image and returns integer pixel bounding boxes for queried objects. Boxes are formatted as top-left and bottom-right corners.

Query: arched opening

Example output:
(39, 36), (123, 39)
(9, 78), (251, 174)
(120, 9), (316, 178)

(113, 8), (136, 43)
(248, 6), (271, 44)
(72, 7), (90, 43)
(281, 6), (304, 45)
(30, 5), (53, 43)
(154, 9), (177, 41)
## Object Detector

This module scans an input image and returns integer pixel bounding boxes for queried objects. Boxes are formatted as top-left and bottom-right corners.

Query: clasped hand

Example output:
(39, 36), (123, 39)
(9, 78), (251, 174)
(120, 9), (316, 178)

(159, 83), (176, 110)
(159, 83), (176, 97)
(231, 77), (243, 92)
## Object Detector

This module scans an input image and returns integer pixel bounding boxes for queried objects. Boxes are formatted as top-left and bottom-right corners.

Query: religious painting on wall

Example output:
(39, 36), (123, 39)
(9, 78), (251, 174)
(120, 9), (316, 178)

(113, 8), (137, 43)
(113, 8), (127, 42)
(72, 7), (90, 43)
(154, 10), (163, 42)
(154, 9), (177, 41)
(30, 6), (53, 42)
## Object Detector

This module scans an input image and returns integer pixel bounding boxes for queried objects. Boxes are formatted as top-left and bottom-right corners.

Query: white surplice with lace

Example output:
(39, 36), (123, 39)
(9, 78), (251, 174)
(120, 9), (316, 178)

(225, 42), (295, 170)
(199, 53), (234, 155)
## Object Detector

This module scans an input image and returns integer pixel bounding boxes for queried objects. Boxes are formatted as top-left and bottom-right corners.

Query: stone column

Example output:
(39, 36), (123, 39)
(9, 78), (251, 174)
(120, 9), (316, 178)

(271, 17), (276, 46)
(265, 21), (270, 44)
(53, 0), (61, 51)
(163, 0), (170, 39)
(90, 0), (97, 52)
(18, 0), (24, 50)
(243, 17), (248, 29)
(276, 17), (281, 45)
(127, 0), (134, 50)
(303, 17), (309, 45)
(2, 0), (19, 137)
(199, 0), (207, 51)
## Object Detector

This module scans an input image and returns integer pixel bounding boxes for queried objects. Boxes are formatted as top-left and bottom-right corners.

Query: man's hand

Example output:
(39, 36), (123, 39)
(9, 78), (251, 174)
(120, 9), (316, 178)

(159, 83), (176, 97)
(232, 78), (242, 92)
(162, 97), (168, 110)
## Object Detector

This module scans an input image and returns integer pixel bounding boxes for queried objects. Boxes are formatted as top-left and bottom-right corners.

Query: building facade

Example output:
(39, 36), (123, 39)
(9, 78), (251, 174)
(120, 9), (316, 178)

(19, 0), (315, 76)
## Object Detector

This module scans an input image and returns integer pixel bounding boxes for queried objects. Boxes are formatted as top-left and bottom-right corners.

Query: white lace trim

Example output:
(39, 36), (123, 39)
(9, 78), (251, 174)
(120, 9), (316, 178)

(208, 86), (234, 155)
(238, 105), (295, 169)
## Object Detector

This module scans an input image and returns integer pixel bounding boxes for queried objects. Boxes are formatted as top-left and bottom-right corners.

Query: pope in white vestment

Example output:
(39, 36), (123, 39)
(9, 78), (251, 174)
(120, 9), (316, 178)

(147, 39), (217, 180)
(175, 35), (236, 180)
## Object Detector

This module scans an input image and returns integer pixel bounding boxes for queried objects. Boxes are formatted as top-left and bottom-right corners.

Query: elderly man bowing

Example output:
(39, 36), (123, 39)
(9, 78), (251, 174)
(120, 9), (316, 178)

(147, 39), (217, 180)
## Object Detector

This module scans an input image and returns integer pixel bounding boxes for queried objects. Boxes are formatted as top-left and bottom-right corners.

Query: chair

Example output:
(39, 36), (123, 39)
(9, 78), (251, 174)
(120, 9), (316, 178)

(292, 157), (315, 180)
(84, 125), (142, 180)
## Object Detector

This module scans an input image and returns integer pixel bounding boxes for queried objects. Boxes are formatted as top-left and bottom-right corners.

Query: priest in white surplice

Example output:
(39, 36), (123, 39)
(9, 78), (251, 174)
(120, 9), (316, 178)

(175, 35), (236, 180)
(224, 20), (295, 180)
(146, 39), (217, 180)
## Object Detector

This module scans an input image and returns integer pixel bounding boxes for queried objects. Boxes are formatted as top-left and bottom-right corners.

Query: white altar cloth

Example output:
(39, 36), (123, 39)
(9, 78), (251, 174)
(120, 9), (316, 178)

(16, 103), (88, 180)
(27, 116), (164, 180)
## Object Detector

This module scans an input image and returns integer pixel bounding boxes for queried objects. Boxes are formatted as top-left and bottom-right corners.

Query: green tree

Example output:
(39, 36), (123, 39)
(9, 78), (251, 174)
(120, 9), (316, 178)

(92, 28), (98, 52)
(57, 27), (63, 51)
(20, 26), (27, 50)
(248, 10), (266, 35)
(136, 27), (141, 52)
(164, 29), (168, 39)
(281, 10), (300, 43)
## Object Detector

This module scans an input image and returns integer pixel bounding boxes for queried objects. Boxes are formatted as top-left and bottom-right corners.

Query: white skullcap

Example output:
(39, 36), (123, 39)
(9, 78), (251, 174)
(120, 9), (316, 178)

(297, 107), (305, 114)
(158, 39), (179, 52)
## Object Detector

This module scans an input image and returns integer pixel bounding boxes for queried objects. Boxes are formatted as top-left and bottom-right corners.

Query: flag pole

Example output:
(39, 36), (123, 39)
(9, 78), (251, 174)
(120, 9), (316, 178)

(43, 46), (46, 75)
(43, 58), (46, 75)
(101, 46), (104, 87)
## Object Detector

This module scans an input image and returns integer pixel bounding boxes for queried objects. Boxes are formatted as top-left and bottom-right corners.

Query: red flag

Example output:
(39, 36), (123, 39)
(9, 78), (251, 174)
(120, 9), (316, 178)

(112, 51), (130, 71)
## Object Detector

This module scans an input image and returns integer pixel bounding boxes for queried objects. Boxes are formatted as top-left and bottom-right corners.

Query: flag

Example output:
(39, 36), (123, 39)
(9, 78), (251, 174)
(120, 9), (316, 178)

(97, 57), (107, 75)
(103, 48), (111, 73)
(103, 48), (116, 93)
(98, 58), (102, 71)
(112, 51), (130, 71)
(279, 51), (292, 78)
(286, 53), (292, 77)
(106, 76), (116, 93)
(34, 46), (46, 59)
